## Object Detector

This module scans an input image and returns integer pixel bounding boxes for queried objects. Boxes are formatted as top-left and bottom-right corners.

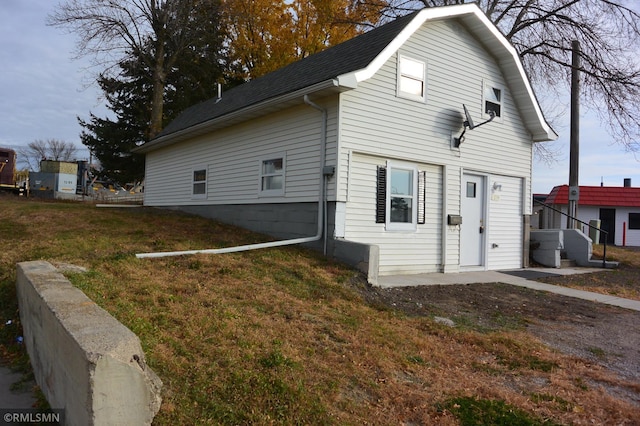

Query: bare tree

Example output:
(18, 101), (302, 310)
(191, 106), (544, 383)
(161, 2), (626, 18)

(380, 0), (640, 154)
(48, 0), (221, 139)
(19, 139), (78, 171)
(51, 0), (640, 157)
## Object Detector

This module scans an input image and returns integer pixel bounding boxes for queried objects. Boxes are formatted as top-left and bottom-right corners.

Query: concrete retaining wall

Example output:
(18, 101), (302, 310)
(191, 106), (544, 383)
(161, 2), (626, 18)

(16, 261), (162, 426)
(330, 239), (379, 285)
(530, 229), (563, 268)
(563, 229), (593, 266)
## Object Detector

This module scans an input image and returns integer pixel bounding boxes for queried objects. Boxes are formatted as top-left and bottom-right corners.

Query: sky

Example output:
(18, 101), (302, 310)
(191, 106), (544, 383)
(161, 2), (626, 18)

(532, 105), (640, 194)
(1, 1), (638, 194)
(0, 0), (105, 162)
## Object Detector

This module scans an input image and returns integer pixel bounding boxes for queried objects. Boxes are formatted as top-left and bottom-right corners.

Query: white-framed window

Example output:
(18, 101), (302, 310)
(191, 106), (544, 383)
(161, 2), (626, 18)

(259, 154), (285, 196)
(192, 167), (207, 199)
(376, 161), (425, 231)
(483, 81), (503, 119)
(397, 55), (426, 101)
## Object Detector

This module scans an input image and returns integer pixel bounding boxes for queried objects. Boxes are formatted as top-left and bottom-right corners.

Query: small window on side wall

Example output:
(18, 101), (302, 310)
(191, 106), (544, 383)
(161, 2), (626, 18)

(629, 213), (640, 229)
(398, 56), (425, 101)
(259, 155), (285, 196)
(483, 81), (503, 119)
(192, 168), (207, 199)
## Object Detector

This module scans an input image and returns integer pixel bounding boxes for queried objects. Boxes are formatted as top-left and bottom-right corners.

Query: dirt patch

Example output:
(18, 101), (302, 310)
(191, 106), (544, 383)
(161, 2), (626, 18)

(351, 278), (640, 400)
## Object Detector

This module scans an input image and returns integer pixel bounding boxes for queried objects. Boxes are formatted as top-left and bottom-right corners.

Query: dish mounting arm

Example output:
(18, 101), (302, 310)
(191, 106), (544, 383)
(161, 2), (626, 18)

(454, 106), (496, 148)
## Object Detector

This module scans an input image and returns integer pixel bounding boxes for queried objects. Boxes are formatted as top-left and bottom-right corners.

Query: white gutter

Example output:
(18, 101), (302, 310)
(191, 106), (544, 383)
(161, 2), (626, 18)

(136, 95), (328, 259)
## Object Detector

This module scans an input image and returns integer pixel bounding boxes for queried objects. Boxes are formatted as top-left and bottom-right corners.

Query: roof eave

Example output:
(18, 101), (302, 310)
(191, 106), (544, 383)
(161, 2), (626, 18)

(134, 78), (346, 154)
(533, 127), (559, 142)
(137, 3), (559, 154)
(458, 9), (558, 142)
(348, 4), (481, 83)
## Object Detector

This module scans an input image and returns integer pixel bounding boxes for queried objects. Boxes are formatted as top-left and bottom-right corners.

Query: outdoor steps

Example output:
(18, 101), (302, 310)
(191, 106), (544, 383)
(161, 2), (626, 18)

(531, 229), (618, 269)
(560, 251), (577, 268)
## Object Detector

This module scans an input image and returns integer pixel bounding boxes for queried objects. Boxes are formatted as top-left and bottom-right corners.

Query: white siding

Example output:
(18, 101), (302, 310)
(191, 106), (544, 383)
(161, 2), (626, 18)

(487, 175), (524, 269)
(143, 16), (539, 277)
(574, 206), (604, 240)
(345, 153), (443, 275)
(620, 209), (640, 246)
(338, 19), (533, 274)
(145, 99), (339, 206)
(338, 20), (533, 187)
(559, 205), (640, 247)
(443, 165), (461, 272)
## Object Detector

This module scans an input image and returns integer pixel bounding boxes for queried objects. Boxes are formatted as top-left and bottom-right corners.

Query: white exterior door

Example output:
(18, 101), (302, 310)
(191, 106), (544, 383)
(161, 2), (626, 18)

(461, 174), (486, 268)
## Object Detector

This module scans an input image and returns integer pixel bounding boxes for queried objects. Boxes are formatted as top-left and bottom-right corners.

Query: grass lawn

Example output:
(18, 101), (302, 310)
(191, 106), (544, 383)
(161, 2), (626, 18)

(550, 244), (640, 301)
(0, 198), (638, 425)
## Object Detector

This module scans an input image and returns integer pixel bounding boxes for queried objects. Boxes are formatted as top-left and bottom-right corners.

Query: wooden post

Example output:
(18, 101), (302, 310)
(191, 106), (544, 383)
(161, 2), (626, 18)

(567, 40), (581, 229)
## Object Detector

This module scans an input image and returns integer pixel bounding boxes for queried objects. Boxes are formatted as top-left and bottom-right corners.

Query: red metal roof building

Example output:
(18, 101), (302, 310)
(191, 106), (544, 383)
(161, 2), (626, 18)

(545, 184), (640, 208)
(542, 182), (640, 246)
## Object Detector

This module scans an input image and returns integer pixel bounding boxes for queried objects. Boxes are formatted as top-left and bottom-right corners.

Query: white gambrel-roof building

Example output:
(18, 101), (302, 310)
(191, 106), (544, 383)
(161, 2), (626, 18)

(136, 3), (556, 284)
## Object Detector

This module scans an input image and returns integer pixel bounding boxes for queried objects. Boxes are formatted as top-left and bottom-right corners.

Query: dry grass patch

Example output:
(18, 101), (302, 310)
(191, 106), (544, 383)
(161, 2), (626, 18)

(540, 245), (640, 301)
(1, 198), (638, 424)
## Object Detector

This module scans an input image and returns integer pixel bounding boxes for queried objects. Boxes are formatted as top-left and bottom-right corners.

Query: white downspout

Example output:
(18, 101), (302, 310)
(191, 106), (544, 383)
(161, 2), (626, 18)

(304, 95), (329, 255)
(136, 95), (327, 259)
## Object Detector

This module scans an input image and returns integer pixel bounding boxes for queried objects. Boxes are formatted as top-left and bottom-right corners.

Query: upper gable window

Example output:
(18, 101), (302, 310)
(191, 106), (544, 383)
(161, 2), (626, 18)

(483, 82), (503, 119)
(398, 56), (426, 101)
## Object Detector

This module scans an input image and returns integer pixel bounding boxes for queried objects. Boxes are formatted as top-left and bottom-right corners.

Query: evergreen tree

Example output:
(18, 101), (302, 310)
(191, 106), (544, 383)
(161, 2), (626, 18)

(77, 5), (226, 184)
(79, 58), (149, 185)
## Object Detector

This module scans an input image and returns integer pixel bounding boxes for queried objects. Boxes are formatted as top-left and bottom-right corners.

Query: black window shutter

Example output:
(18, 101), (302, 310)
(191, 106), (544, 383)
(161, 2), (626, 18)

(376, 166), (386, 223)
(418, 170), (426, 224)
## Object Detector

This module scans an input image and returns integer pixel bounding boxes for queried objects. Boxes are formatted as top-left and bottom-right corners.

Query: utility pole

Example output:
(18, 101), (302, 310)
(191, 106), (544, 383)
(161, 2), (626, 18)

(567, 40), (580, 229)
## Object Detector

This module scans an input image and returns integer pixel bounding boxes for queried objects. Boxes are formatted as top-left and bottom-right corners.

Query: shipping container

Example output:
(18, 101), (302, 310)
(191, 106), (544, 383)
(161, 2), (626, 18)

(0, 148), (17, 187)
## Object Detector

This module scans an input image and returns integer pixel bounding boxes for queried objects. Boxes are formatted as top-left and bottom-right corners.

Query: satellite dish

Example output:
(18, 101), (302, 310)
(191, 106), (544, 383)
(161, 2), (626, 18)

(453, 104), (496, 148)
(463, 104), (475, 129)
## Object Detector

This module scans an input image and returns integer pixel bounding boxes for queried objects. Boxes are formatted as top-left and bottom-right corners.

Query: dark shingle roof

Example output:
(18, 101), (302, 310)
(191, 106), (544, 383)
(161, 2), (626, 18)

(156, 11), (418, 138)
(141, 3), (556, 150)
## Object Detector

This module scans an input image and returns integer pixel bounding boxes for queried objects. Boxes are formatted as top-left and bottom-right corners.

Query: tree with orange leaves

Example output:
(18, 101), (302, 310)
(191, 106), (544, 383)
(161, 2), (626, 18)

(221, 0), (388, 80)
